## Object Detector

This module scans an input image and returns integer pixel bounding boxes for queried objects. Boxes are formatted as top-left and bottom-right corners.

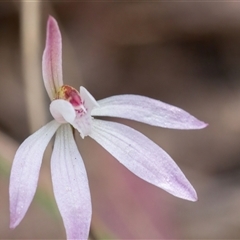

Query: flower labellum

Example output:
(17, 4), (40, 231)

(9, 16), (207, 240)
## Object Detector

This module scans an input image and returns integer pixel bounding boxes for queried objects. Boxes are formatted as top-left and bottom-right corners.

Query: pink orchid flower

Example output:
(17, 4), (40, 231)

(9, 16), (207, 240)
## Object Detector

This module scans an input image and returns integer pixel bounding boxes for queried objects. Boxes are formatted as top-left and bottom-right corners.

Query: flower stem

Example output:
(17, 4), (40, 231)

(20, 0), (48, 133)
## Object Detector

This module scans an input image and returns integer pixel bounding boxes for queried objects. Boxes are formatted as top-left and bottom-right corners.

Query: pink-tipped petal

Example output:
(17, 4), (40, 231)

(42, 16), (63, 100)
(90, 119), (197, 201)
(51, 124), (92, 240)
(9, 120), (60, 228)
(50, 99), (76, 123)
(92, 95), (207, 130)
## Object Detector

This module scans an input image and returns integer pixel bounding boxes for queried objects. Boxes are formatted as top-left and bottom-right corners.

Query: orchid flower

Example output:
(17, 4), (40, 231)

(9, 16), (207, 240)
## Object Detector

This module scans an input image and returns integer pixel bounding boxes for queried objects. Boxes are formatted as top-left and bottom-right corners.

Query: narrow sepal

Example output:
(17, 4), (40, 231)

(90, 119), (197, 201)
(42, 16), (63, 100)
(9, 120), (60, 228)
(51, 124), (92, 240)
(92, 95), (207, 129)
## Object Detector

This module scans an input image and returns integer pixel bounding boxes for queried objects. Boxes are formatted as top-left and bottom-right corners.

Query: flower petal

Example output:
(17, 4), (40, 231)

(9, 120), (60, 228)
(42, 16), (63, 100)
(90, 119), (197, 201)
(51, 124), (92, 240)
(80, 86), (99, 112)
(92, 95), (207, 129)
(50, 99), (76, 123)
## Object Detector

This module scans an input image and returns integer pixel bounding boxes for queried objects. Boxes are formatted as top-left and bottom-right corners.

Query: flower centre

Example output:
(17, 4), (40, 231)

(53, 85), (95, 138)
(56, 85), (86, 114)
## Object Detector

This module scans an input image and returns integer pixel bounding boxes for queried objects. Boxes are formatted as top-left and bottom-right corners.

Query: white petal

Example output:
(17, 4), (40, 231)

(51, 124), (92, 240)
(90, 119), (197, 201)
(71, 113), (93, 139)
(42, 16), (63, 100)
(80, 86), (99, 112)
(92, 95), (207, 129)
(50, 99), (76, 123)
(50, 98), (93, 138)
(9, 120), (60, 228)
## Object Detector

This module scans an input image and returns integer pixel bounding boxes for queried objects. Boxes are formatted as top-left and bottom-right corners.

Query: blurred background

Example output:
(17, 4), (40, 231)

(1, 1), (240, 239)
